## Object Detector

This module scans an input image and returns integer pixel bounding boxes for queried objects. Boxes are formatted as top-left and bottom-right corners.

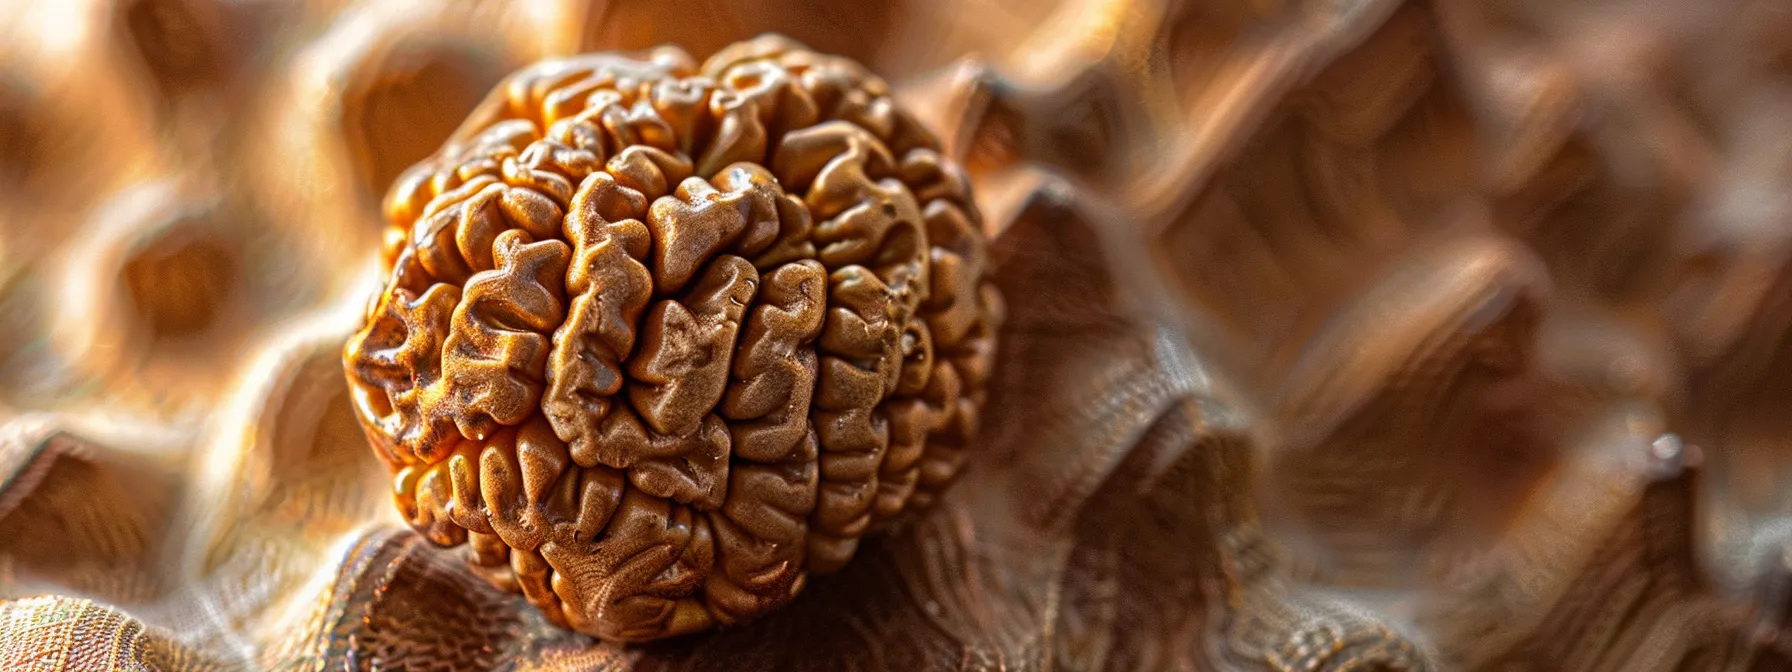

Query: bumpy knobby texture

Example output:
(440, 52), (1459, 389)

(342, 36), (1002, 642)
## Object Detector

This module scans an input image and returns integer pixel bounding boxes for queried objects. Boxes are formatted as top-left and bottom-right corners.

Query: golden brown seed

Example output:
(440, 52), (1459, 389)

(343, 35), (1002, 642)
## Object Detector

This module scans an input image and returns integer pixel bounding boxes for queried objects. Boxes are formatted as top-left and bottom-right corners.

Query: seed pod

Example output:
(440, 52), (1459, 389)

(343, 35), (1002, 642)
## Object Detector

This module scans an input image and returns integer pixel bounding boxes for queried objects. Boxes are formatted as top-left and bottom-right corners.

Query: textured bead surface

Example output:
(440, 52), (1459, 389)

(343, 35), (1002, 642)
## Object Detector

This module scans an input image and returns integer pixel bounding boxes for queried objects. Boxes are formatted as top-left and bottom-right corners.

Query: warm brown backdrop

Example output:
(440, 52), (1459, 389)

(2, 0), (1791, 669)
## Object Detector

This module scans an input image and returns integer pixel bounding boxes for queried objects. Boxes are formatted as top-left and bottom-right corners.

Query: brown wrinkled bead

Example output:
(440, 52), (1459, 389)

(343, 35), (1002, 642)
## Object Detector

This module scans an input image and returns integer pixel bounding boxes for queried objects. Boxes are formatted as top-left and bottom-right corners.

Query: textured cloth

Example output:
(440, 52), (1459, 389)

(0, 597), (218, 672)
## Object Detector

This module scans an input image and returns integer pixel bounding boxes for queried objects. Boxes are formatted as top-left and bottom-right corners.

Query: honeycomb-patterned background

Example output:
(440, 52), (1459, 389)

(3, 0), (1792, 669)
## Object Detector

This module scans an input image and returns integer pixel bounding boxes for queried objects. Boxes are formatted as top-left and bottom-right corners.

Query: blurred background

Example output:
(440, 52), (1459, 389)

(3, 0), (1792, 669)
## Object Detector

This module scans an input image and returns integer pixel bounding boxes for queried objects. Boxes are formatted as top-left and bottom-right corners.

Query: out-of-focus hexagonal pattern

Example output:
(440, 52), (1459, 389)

(1, 0), (1791, 669)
